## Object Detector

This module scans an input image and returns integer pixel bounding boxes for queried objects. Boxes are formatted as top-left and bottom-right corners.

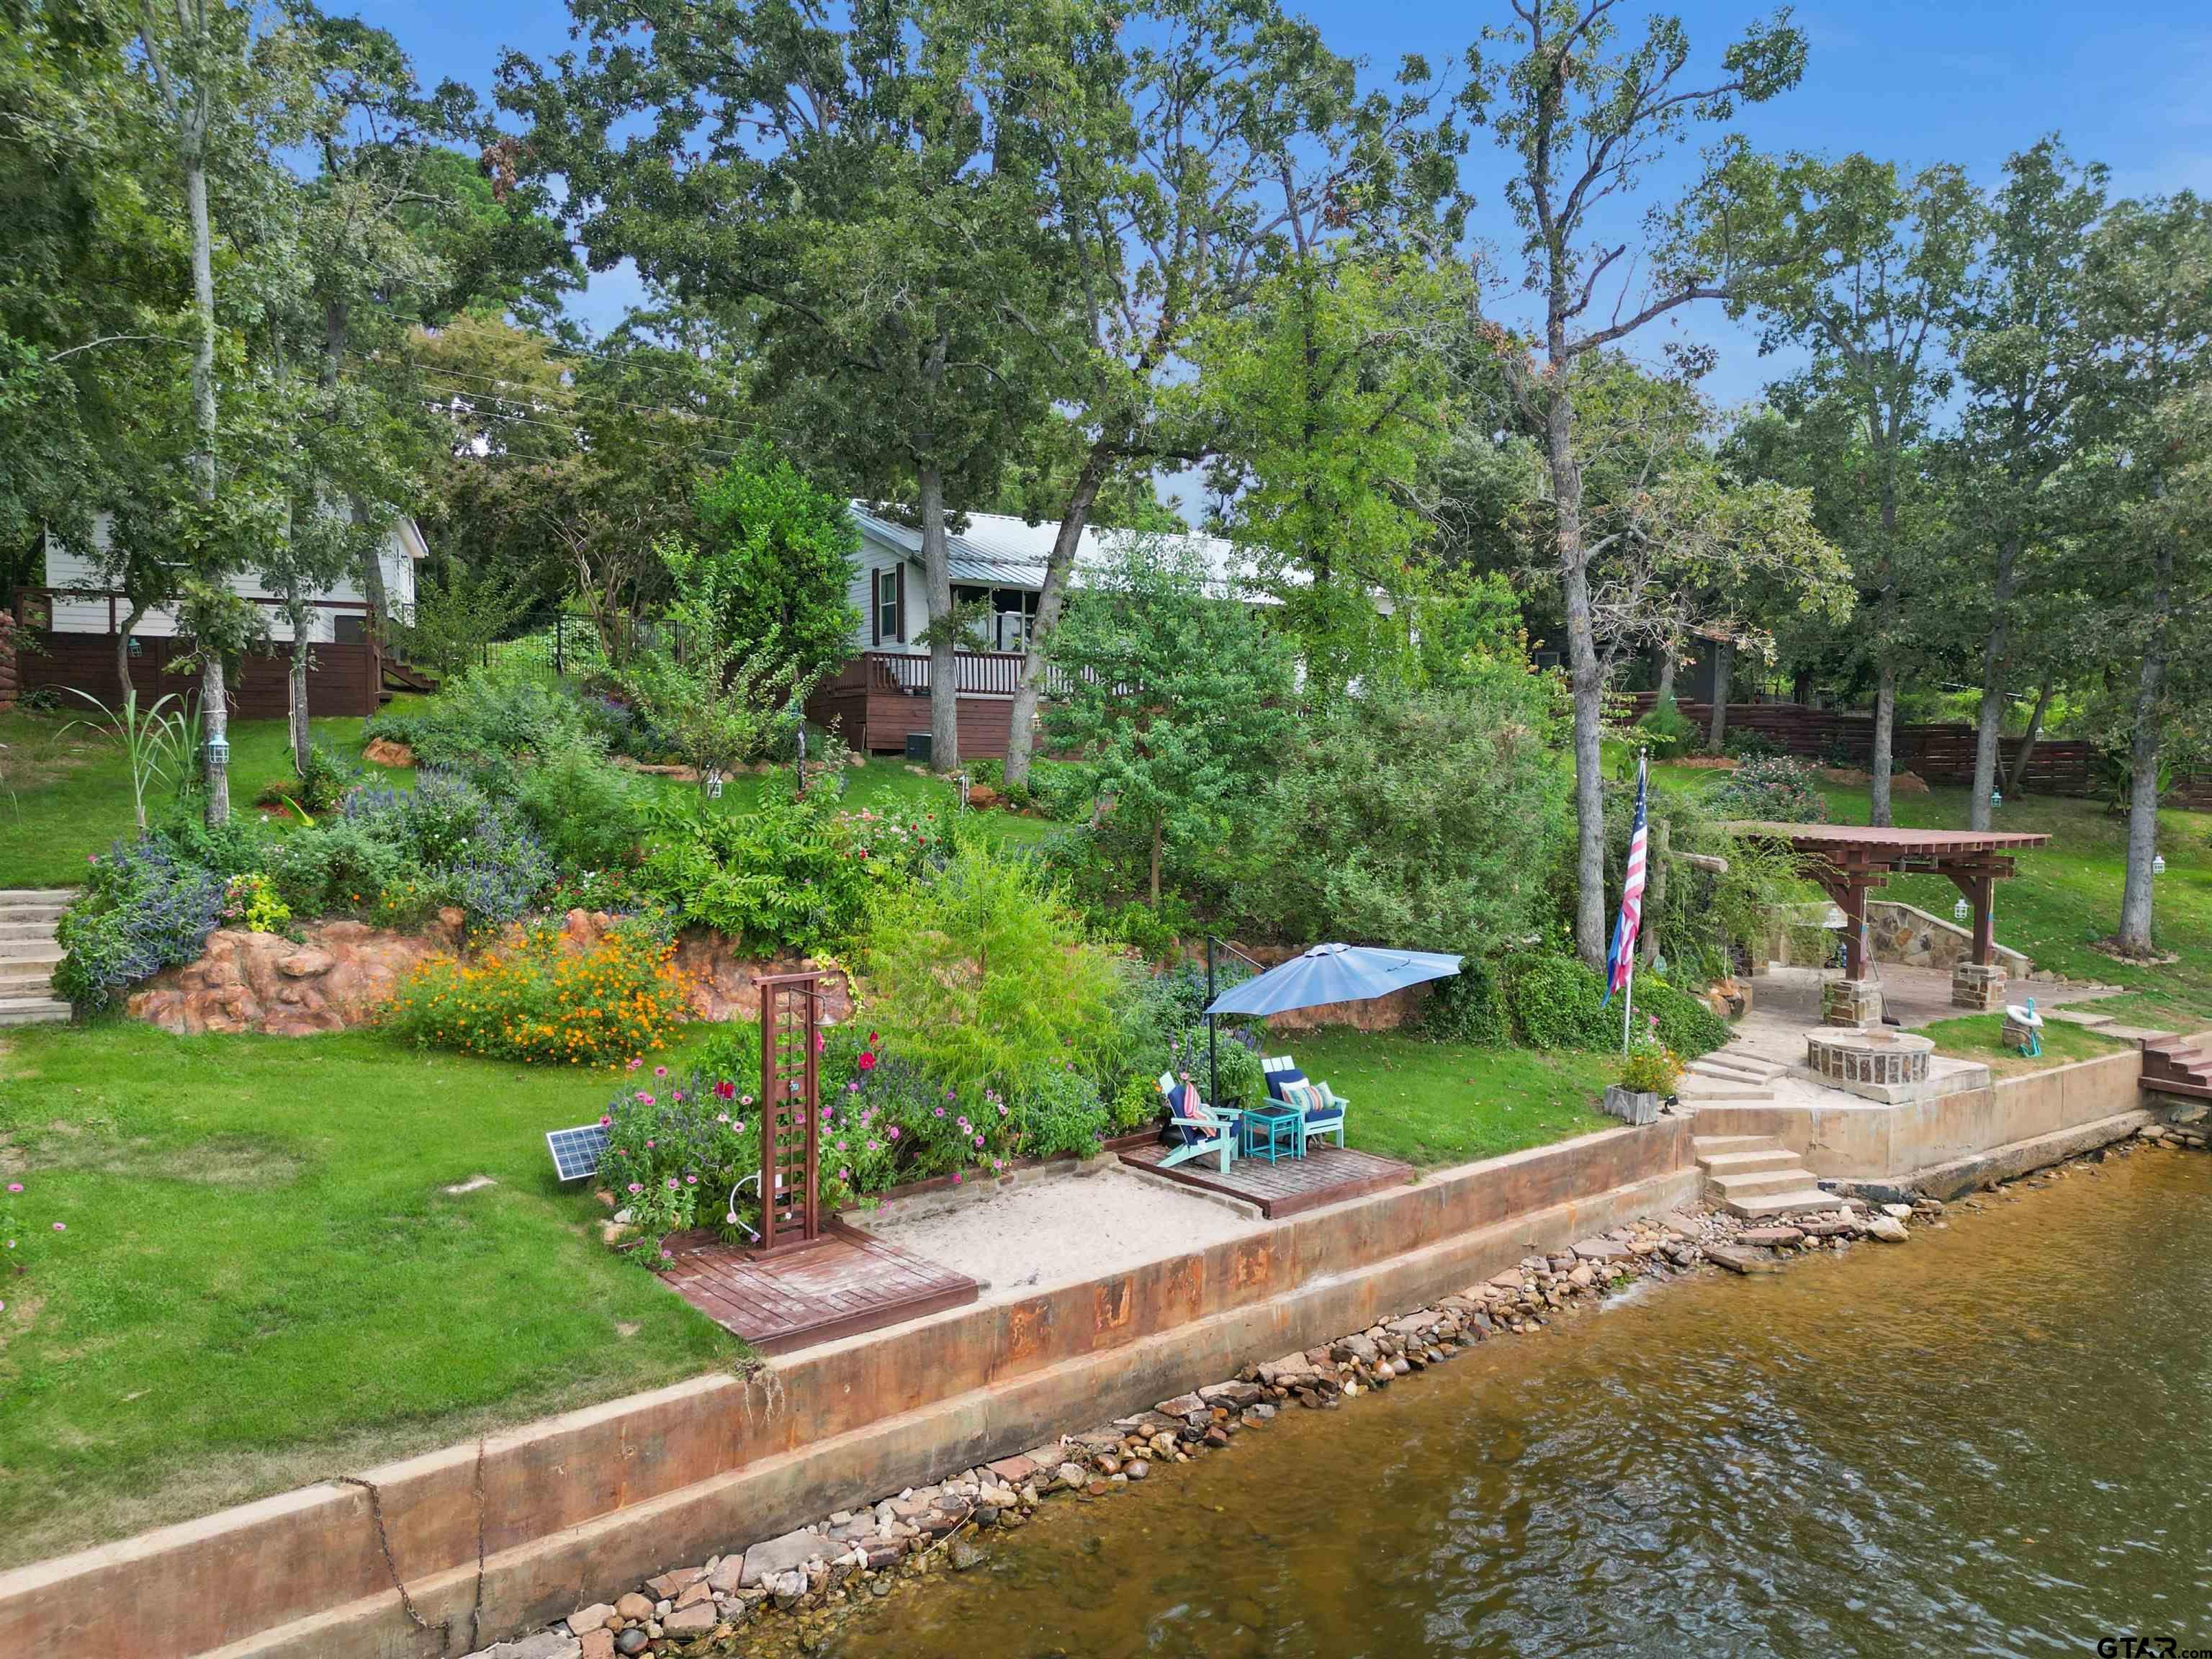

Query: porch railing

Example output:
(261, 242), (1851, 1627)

(860, 649), (1078, 698)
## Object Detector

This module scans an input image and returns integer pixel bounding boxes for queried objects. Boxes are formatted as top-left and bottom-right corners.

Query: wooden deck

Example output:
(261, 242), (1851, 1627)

(1120, 1141), (1416, 1219)
(661, 1221), (979, 1355)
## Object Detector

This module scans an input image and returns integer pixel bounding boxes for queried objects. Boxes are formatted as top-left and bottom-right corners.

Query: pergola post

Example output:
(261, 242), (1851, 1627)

(1818, 861), (1884, 1027)
(1945, 863), (2008, 1011)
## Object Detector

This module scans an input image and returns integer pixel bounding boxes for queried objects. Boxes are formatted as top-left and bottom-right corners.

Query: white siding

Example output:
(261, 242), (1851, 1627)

(850, 521), (927, 653)
(41, 512), (422, 641)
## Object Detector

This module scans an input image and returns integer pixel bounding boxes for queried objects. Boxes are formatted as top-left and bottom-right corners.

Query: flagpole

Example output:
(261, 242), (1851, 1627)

(1620, 747), (1646, 1056)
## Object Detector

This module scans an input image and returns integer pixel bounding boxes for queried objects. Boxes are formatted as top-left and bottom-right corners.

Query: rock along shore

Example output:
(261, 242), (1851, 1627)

(464, 1128), (2206, 1659)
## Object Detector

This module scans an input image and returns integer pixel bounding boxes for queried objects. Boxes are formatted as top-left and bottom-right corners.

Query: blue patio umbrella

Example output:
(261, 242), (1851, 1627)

(1200, 942), (1462, 1112)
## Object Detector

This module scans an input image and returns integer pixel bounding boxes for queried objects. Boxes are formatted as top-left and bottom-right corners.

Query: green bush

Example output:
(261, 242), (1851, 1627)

(863, 842), (1124, 1098)
(363, 666), (603, 782)
(1500, 952), (1729, 1056)
(1707, 756), (1829, 824)
(54, 835), (226, 1012)
(1012, 1061), (1110, 1157)
(1210, 1037), (1267, 1111)
(1633, 691), (1699, 760)
(256, 743), (356, 816)
(1420, 954), (1509, 1046)
(1722, 728), (1784, 761)
(1108, 1072), (1164, 1133)
(516, 746), (645, 873)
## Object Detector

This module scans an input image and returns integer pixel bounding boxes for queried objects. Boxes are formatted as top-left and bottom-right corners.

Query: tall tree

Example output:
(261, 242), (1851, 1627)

(1456, 0), (1807, 966)
(1706, 151), (1984, 826)
(994, 0), (1457, 786)
(2087, 194), (2212, 956)
(505, 0), (1068, 772)
(1953, 139), (2107, 829)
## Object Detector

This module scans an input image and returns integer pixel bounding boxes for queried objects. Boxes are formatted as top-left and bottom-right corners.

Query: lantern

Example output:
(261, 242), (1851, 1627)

(1953, 896), (1970, 924)
(2153, 853), (2167, 877)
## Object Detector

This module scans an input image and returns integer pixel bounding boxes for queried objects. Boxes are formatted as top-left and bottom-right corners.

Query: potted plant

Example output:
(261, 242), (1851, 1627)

(1604, 1033), (1681, 1126)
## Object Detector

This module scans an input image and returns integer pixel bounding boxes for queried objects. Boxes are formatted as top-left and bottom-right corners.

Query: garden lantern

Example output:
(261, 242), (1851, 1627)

(1954, 896), (1971, 924)
(1990, 786), (2002, 809)
(2153, 853), (2167, 877)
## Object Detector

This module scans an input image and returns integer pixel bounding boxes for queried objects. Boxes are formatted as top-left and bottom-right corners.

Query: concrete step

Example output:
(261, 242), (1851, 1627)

(0, 922), (60, 943)
(0, 943), (63, 966)
(1693, 1050), (1787, 1082)
(0, 967), (55, 995)
(0, 889), (78, 904)
(1691, 1135), (1776, 1154)
(1678, 1077), (1776, 1102)
(1709, 1166), (1821, 1202)
(1699, 1147), (1802, 1176)
(0, 995), (70, 1027)
(0, 906), (66, 926)
(1727, 1186), (1858, 1219)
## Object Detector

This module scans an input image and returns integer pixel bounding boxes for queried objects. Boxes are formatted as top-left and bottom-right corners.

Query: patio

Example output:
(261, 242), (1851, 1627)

(660, 1222), (979, 1355)
(1120, 1141), (1416, 1218)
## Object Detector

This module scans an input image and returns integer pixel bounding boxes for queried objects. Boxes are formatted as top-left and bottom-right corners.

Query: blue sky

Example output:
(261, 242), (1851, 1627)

(385, 0), (2212, 413)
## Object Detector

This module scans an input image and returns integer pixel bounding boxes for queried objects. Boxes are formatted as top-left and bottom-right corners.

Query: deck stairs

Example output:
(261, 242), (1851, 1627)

(1676, 1041), (1785, 1104)
(1694, 1134), (1859, 1219)
(2141, 1035), (2212, 1102)
(0, 889), (72, 1027)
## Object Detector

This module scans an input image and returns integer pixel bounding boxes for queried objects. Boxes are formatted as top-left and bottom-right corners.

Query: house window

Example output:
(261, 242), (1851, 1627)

(875, 567), (902, 644)
(333, 614), (367, 644)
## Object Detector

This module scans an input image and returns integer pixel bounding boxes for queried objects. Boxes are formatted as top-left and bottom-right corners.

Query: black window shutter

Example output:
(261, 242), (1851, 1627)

(871, 569), (882, 646)
(894, 563), (906, 643)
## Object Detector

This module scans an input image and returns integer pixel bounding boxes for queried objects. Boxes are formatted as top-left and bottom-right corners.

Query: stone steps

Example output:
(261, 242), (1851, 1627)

(2143, 1035), (2212, 1102)
(1692, 1133), (1851, 1218)
(1678, 1043), (1785, 1103)
(0, 889), (71, 1025)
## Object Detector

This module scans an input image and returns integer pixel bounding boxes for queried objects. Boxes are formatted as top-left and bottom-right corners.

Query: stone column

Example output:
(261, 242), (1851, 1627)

(1822, 977), (1882, 1026)
(1952, 961), (2005, 1011)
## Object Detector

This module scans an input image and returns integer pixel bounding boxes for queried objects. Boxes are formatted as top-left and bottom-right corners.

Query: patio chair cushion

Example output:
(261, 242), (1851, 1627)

(1303, 1083), (1346, 1124)
(1264, 1064), (1309, 1102)
(1173, 1082), (1209, 1123)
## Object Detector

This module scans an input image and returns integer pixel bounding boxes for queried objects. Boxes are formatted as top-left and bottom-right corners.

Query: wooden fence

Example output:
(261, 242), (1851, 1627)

(1625, 695), (2211, 810)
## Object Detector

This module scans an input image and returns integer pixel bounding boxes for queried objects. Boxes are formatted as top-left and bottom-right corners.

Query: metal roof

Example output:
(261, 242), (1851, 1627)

(849, 504), (1271, 599)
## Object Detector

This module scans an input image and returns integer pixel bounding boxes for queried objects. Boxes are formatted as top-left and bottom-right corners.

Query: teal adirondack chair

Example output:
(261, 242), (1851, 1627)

(1262, 1055), (1348, 1152)
(1156, 1073), (1239, 1172)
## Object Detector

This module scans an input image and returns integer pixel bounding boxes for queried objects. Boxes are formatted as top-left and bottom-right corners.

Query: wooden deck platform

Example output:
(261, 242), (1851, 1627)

(1120, 1141), (1416, 1219)
(661, 1221), (979, 1355)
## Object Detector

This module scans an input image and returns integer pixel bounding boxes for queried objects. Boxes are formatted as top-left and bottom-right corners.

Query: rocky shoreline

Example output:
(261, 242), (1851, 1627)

(464, 1129), (2206, 1659)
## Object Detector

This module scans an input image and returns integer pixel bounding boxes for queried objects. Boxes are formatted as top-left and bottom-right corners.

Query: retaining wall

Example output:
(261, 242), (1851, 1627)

(1689, 1046), (2149, 1190)
(0, 1120), (1697, 1659)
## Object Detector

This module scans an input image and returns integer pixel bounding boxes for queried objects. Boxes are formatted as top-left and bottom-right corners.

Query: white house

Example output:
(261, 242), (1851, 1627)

(843, 503), (1265, 655)
(38, 512), (426, 644)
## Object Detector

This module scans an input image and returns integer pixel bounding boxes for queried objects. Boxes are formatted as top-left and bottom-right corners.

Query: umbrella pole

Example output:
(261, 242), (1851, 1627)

(1207, 936), (1220, 1110)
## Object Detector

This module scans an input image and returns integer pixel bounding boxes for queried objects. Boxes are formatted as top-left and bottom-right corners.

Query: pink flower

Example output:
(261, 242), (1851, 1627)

(52, 1221), (66, 1232)
(626, 1058), (642, 1071)
(972, 1134), (984, 1147)
(867, 1030), (879, 1044)
(866, 1139), (881, 1151)
(933, 1106), (946, 1119)
(997, 1103), (1009, 1118)
(814, 1032), (826, 1053)
(887, 1125), (901, 1141)
(597, 1115), (611, 1128)
(714, 1080), (736, 1102)
(654, 1065), (669, 1078)
(716, 1112), (729, 1124)
(636, 1092), (656, 1106)
(627, 1183), (643, 1194)
(4, 1182), (19, 1194)
(858, 1051), (877, 1072)
(685, 1174), (698, 1185)
(666, 1178), (678, 1190)
(740, 1094), (755, 1107)
(673, 1090), (687, 1103)
(644, 1138), (656, 1148)
(952, 1172), (963, 1185)
(660, 1249), (673, 1262)
(732, 1120), (746, 1134)
(839, 1168), (851, 1182)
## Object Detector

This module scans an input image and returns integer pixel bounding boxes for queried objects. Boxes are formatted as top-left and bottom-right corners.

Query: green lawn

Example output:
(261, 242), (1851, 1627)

(0, 1022), (740, 1568)
(1921, 1012), (2136, 1076)
(1642, 757), (2212, 1030)
(0, 708), (413, 888)
(1290, 1028), (1619, 1169)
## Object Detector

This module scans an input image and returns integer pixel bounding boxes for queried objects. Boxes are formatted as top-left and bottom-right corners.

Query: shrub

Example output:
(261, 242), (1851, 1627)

(1499, 952), (1728, 1056)
(266, 816), (410, 917)
(379, 913), (692, 1066)
(598, 1068), (763, 1259)
(1634, 691), (1699, 760)
(1109, 1072), (1164, 1133)
(1635, 977), (1731, 1056)
(863, 842), (1123, 1098)
(1210, 1036), (1267, 1111)
(1722, 727), (1784, 761)
(55, 835), (226, 1012)
(1012, 1062), (1110, 1157)
(1420, 954), (1509, 1046)
(341, 772), (554, 929)
(256, 744), (356, 817)
(1707, 756), (1829, 824)
(1818, 733), (1860, 770)
(219, 871), (291, 933)
(363, 667), (602, 781)
(515, 746), (644, 873)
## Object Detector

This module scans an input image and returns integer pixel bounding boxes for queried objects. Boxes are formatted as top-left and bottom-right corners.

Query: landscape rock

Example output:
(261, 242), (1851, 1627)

(1706, 1244), (1777, 1274)
(467, 1635), (579, 1659)
(661, 1604), (717, 1636)
(612, 1593), (654, 1624)
(1866, 1215), (1910, 1242)
(740, 1529), (827, 1586)
(565, 1604), (613, 1636)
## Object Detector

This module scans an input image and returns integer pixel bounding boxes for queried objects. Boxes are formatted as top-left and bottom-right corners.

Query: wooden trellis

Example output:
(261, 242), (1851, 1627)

(753, 970), (826, 1256)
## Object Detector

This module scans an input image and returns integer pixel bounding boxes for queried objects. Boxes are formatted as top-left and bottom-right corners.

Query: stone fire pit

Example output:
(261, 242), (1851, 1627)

(1806, 1027), (1934, 1089)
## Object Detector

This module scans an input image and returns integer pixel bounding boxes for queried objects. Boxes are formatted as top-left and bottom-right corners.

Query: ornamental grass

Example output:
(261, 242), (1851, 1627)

(379, 914), (693, 1066)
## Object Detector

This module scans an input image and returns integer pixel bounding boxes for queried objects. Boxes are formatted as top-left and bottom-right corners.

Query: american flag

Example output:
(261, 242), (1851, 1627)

(1604, 752), (1650, 1004)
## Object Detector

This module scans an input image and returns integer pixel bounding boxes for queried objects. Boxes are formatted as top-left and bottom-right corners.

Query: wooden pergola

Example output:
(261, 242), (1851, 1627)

(1726, 822), (2051, 980)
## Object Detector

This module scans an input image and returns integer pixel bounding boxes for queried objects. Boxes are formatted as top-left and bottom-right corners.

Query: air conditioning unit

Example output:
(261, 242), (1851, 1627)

(904, 732), (933, 765)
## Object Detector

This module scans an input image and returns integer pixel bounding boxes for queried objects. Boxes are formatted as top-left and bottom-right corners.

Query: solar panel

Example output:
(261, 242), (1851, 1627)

(546, 1122), (612, 1182)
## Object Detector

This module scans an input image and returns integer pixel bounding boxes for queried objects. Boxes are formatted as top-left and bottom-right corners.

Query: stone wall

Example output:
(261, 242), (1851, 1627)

(1866, 899), (2031, 976)
(126, 909), (851, 1038)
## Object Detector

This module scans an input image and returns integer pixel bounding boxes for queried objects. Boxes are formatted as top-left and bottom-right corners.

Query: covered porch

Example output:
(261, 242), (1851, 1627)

(1729, 822), (2053, 1025)
(805, 648), (1071, 761)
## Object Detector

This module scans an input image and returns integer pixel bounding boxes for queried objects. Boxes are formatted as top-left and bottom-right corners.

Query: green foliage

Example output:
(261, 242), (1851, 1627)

(1722, 727), (1784, 760)
(1707, 755), (1830, 823)
(1617, 1035), (1683, 1096)
(686, 447), (861, 685)
(392, 559), (534, 682)
(364, 667), (604, 783)
(1498, 953), (1727, 1056)
(1420, 955), (1509, 1047)
(1242, 673), (1568, 955)
(1108, 1072), (1164, 1134)
(54, 835), (226, 1012)
(1210, 1038), (1267, 1112)
(1010, 1062), (1110, 1158)
(256, 743), (355, 817)
(1635, 691), (1699, 760)
(513, 747), (644, 873)
(863, 842), (1123, 1099)
(1043, 535), (1296, 903)
(218, 871), (290, 934)
(634, 785), (943, 954)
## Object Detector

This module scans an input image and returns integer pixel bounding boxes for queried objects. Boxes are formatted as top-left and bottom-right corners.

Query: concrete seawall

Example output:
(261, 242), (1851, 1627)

(1688, 1046), (2152, 1195)
(0, 1121), (1699, 1659)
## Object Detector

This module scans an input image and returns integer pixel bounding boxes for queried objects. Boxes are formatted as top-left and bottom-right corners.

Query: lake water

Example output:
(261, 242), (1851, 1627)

(822, 1146), (2212, 1658)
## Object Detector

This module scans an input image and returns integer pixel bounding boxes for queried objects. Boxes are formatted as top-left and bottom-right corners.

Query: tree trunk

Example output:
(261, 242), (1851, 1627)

(1545, 391), (1607, 970)
(1969, 538), (2021, 831)
(114, 601), (145, 705)
(184, 133), (228, 828)
(1653, 647), (1675, 705)
(1004, 454), (1107, 790)
(287, 594), (312, 774)
(1706, 639), (1733, 751)
(2115, 542), (2173, 954)
(1148, 809), (1162, 907)
(1869, 664), (1897, 828)
(2004, 671), (2055, 799)
(917, 464), (958, 772)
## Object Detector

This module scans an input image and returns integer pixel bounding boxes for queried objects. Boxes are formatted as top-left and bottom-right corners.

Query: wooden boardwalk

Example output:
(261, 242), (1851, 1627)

(1120, 1142), (1415, 1219)
(662, 1222), (978, 1355)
